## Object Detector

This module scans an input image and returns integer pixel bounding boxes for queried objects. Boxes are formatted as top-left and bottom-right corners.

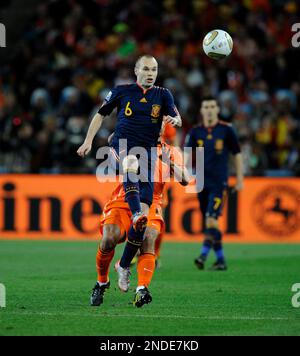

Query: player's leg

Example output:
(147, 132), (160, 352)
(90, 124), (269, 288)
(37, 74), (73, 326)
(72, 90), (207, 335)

(92, 225), (121, 306)
(134, 205), (163, 307)
(122, 154), (149, 231)
(119, 203), (149, 267)
(154, 206), (166, 268)
(91, 209), (128, 306)
(109, 145), (147, 231)
(96, 224), (122, 284)
(195, 189), (212, 269)
(154, 232), (163, 268)
(205, 217), (227, 270)
(118, 181), (152, 271)
(134, 226), (159, 307)
(127, 148), (156, 232)
(207, 188), (227, 270)
(154, 192), (168, 269)
(117, 160), (155, 290)
(116, 201), (150, 291)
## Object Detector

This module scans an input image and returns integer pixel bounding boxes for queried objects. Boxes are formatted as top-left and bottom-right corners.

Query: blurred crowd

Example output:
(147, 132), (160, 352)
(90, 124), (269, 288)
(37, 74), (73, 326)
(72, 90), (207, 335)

(1, 0), (300, 175)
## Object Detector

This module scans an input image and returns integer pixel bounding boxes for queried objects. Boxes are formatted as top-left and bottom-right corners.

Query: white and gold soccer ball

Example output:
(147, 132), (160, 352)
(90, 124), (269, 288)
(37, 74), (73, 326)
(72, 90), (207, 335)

(202, 29), (233, 59)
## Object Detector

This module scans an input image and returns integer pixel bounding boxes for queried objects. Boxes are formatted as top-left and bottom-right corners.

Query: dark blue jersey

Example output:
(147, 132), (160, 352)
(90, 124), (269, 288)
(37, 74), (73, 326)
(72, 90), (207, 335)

(185, 121), (241, 187)
(98, 83), (178, 149)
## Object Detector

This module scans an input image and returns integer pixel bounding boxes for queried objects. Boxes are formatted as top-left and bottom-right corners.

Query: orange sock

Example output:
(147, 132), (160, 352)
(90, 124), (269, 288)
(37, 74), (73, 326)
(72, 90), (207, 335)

(96, 247), (115, 283)
(155, 233), (163, 259)
(137, 253), (155, 288)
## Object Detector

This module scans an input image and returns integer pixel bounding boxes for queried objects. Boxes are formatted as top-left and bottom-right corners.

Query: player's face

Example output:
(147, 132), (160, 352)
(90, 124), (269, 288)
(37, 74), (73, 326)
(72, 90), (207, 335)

(201, 100), (220, 127)
(135, 58), (158, 88)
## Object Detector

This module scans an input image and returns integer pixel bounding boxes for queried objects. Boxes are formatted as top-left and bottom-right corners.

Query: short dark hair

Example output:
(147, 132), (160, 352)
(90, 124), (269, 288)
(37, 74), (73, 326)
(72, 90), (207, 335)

(201, 95), (217, 102)
(135, 55), (157, 68)
(201, 95), (219, 106)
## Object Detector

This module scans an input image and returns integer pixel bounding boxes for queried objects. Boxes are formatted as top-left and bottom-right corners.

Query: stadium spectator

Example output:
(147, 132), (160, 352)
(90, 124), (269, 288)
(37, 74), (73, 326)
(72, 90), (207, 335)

(0, 0), (300, 176)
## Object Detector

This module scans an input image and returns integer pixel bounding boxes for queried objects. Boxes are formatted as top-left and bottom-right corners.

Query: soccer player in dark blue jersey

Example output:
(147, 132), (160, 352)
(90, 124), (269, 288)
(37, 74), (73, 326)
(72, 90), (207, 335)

(78, 55), (181, 291)
(185, 96), (244, 270)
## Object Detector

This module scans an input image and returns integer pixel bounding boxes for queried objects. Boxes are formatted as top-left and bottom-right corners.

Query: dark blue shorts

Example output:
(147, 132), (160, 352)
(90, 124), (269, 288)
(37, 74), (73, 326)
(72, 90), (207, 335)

(197, 185), (227, 219)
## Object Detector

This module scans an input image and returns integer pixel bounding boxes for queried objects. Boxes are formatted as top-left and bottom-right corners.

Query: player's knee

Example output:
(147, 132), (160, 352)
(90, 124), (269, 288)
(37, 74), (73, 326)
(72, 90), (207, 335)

(141, 203), (150, 215)
(141, 228), (158, 254)
(122, 155), (139, 174)
(101, 225), (121, 251)
(204, 235), (214, 243)
(100, 239), (113, 251)
(144, 227), (159, 242)
(206, 217), (218, 229)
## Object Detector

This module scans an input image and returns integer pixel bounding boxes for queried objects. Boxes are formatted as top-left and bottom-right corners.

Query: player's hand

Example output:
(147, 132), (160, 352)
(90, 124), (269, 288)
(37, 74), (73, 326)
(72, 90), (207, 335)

(77, 142), (92, 157)
(164, 115), (182, 127)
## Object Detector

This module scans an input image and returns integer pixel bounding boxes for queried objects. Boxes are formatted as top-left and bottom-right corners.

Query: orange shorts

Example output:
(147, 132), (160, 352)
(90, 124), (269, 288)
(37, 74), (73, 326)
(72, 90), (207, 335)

(100, 203), (164, 239)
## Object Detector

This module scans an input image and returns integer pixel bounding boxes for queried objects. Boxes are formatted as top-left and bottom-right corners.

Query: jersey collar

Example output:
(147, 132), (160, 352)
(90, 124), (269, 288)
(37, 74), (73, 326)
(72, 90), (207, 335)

(136, 81), (153, 95)
(203, 120), (219, 131)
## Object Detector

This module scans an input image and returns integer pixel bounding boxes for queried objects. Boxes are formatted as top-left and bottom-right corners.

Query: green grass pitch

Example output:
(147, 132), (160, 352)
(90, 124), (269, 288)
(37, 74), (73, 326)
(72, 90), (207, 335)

(0, 241), (300, 336)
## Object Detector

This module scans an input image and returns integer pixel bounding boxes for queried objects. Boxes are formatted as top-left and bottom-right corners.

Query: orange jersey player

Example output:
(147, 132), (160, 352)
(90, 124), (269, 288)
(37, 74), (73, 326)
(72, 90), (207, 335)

(156, 122), (181, 264)
(91, 143), (191, 308)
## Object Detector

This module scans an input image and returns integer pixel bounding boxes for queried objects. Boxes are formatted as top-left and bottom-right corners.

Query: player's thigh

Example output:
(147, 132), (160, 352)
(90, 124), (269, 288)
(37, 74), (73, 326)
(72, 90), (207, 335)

(207, 187), (227, 219)
(101, 208), (131, 250)
(141, 205), (164, 253)
(101, 224), (122, 249)
(197, 188), (209, 217)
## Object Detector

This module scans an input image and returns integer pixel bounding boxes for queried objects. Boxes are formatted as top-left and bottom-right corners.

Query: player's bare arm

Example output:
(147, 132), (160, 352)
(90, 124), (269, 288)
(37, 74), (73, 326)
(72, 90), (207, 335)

(77, 113), (105, 157)
(234, 152), (244, 191)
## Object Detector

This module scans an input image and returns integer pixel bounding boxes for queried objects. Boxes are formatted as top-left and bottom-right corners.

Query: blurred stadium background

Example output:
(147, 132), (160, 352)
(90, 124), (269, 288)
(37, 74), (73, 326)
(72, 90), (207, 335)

(1, 0), (300, 336)
(1, 0), (300, 176)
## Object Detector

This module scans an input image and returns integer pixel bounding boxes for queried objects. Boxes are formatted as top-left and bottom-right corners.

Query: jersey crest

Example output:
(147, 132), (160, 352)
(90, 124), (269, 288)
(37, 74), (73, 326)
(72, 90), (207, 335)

(215, 139), (224, 151)
(151, 104), (161, 118)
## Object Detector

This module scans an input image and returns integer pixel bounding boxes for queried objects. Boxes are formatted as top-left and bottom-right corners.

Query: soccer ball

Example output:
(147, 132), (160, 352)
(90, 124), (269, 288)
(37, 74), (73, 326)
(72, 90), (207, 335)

(202, 29), (233, 59)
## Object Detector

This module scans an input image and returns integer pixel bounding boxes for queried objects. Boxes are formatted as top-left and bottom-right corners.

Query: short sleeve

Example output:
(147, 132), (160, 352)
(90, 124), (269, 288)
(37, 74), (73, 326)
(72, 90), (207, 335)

(226, 126), (241, 154)
(98, 87), (120, 116)
(162, 88), (179, 117)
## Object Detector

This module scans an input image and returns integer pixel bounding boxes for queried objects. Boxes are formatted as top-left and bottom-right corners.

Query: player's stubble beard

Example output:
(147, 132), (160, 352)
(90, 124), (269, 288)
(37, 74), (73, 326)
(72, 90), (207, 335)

(204, 115), (218, 128)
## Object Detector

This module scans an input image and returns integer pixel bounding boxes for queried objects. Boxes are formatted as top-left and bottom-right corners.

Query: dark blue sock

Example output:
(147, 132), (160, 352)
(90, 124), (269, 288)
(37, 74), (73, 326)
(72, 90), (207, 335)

(201, 239), (213, 260)
(123, 179), (141, 215)
(120, 225), (145, 268)
(201, 227), (218, 260)
(210, 228), (225, 263)
(214, 244), (225, 264)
